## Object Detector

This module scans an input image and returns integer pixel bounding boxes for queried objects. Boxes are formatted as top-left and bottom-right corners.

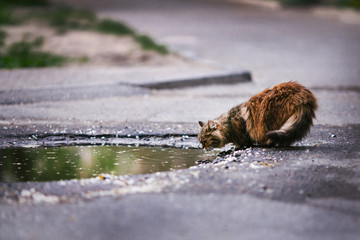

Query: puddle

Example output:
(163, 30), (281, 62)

(0, 146), (214, 182)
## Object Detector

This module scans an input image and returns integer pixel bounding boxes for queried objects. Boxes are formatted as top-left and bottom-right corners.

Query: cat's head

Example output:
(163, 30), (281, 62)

(198, 120), (226, 150)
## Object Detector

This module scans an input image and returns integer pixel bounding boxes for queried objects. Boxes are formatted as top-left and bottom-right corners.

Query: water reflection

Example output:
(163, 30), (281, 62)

(0, 146), (213, 182)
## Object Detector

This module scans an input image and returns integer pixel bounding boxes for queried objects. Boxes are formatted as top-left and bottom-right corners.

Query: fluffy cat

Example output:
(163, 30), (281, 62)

(198, 81), (317, 150)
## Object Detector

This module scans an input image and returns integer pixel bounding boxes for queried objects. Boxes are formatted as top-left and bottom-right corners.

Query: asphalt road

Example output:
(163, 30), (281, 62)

(1, 0), (360, 239)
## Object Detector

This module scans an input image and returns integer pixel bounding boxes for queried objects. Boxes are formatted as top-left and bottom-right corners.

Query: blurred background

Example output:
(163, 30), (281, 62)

(0, 0), (359, 125)
(1, 0), (359, 85)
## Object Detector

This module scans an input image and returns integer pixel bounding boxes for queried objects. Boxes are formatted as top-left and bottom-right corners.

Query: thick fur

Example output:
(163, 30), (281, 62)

(198, 82), (317, 149)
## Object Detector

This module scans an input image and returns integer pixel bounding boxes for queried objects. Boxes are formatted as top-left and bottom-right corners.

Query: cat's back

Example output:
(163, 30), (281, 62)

(245, 82), (317, 143)
(248, 81), (316, 108)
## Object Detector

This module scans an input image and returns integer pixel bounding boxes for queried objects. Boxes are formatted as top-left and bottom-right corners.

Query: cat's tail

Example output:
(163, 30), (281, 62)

(266, 101), (317, 147)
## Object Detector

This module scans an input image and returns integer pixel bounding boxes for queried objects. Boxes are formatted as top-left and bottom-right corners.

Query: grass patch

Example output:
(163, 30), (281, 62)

(36, 7), (97, 34)
(0, 3), (17, 25)
(96, 19), (169, 54)
(338, 0), (360, 9)
(280, 0), (320, 7)
(32, 7), (169, 54)
(0, 0), (49, 7)
(134, 34), (169, 55)
(96, 18), (135, 35)
(0, 29), (6, 47)
(280, 0), (360, 9)
(0, 4), (169, 69)
(0, 36), (68, 69)
(78, 56), (90, 63)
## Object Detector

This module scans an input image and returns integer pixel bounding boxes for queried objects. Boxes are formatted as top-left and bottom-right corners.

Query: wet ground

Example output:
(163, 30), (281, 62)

(0, 124), (359, 240)
(0, 146), (213, 182)
(1, 124), (359, 202)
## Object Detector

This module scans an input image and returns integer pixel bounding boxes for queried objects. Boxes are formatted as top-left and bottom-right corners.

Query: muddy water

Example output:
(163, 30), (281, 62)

(0, 146), (214, 182)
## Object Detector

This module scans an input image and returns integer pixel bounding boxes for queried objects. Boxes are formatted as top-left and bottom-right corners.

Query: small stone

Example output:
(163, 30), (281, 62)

(195, 159), (212, 165)
(212, 157), (224, 164)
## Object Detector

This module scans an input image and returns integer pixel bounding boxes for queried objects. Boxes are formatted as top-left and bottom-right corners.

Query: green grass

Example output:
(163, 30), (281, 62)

(95, 19), (169, 54)
(32, 7), (169, 54)
(96, 18), (135, 35)
(338, 0), (360, 9)
(134, 34), (169, 55)
(78, 56), (90, 63)
(0, 4), (169, 69)
(36, 7), (97, 34)
(0, 37), (68, 69)
(0, 29), (6, 47)
(280, 0), (320, 6)
(1, 0), (49, 7)
(96, 20), (169, 55)
(280, 0), (360, 9)
(0, 3), (17, 25)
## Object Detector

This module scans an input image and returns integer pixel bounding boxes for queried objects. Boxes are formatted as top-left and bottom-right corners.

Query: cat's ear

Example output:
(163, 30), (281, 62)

(208, 120), (218, 130)
(198, 121), (205, 127)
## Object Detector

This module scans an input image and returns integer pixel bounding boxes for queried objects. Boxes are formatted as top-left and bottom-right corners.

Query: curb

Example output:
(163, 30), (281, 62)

(0, 70), (252, 104)
(136, 71), (252, 89)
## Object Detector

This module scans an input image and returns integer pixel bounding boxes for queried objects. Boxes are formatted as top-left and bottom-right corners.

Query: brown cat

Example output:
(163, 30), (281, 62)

(198, 81), (317, 149)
